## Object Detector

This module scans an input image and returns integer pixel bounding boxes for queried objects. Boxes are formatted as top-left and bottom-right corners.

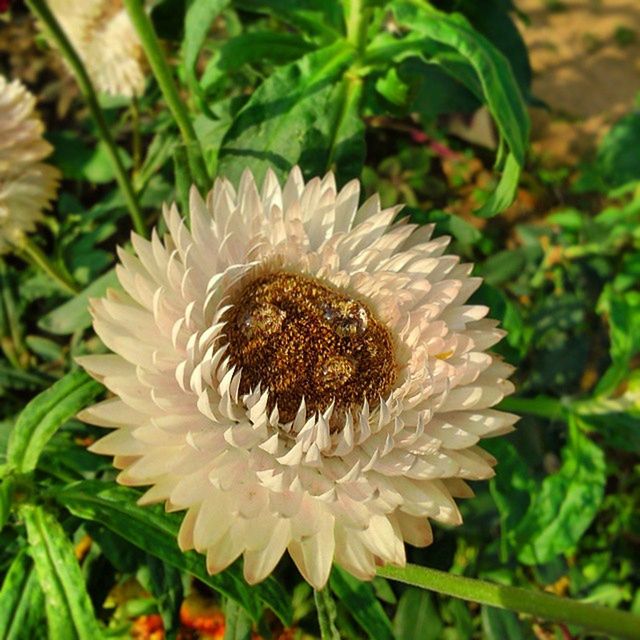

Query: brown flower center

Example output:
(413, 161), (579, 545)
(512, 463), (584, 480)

(224, 272), (397, 428)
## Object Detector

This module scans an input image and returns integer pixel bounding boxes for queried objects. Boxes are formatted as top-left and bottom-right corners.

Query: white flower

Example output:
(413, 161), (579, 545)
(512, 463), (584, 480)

(0, 75), (60, 254)
(79, 169), (517, 588)
(47, 0), (145, 98)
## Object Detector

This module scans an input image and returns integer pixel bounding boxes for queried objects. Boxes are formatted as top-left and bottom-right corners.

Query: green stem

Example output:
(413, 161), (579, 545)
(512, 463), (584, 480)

(345, 0), (370, 52)
(378, 564), (640, 640)
(26, 0), (147, 238)
(131, 95), (142, 178)
(314, 587), (340, 640)
(498, 395), (568, 421)
(16, 236), (80, 296)
(0, 260), (27, 366)
(122, 0), (209, 194)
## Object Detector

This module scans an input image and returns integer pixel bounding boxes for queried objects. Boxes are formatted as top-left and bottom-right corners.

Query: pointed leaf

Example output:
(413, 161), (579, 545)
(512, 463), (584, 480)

(55, 480), (293, 625)
(22, 505), (102, 639)
(7, 370), (103, 474)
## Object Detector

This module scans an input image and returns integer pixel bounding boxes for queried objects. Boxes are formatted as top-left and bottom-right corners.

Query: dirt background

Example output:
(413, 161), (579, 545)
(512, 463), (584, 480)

(518, 0), (640, 163)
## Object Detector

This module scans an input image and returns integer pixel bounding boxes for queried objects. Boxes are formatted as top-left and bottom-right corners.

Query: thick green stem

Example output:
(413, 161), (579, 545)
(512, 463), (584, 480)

(498, 395), (569, 421)
(0, 260), (27, 367)
(314, 587), (340, 640)
(345, 0), (370, 52)
(16, 237), (80, 296)
(378, 564), (640, 640)
(122, 0), (209, 194)
(26, 0), (147, 238)
(131, 95), (142, 178)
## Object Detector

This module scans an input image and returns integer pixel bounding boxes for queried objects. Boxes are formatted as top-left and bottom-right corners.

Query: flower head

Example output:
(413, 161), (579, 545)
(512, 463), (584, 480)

(79, 169), (517, 588)
(47, 0), (145, 97)
(0, 75), (59, 254)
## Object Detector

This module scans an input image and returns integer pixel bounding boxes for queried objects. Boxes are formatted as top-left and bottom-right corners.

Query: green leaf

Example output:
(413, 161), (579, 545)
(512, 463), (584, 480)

(182, 0), (230, 105)
(0, 477), (10, 531)
(138, 555), (184, 635)
(50, 133), (132, 184)
(514, 418), (607, 565)
(330, 566), (394, 640)
(482, 606), (532, 640)
(594, 289), (640, 395)
(387, 1), (530, 216)
(0, 552), (46, 640)
(223, 599), (254, 640)
(597, 112), (640, 188)
(218, 42), (361, 185)
(393, 587), (442, 640)
(22, 505), (102, 639)
(38, 269), (118, 335)
(233, 0), (344, 42)
(488, 440), (535, 562)
(6, 370), (103, 474)
(55, 480), (293, 626)
(200, 31), (315, 95)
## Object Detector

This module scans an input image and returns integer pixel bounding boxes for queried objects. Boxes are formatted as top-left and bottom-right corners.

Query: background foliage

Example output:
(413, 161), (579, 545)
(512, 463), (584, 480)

(0, 0), (639, 638)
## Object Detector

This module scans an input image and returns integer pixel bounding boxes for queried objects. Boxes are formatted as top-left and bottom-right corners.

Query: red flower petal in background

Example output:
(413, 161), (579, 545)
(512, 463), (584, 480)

(0, 0), (10, 13)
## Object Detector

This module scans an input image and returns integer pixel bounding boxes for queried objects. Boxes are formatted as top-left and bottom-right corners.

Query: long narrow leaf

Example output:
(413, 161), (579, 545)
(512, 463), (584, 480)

(0, 552), (45, 640)
(386, 0), (530, 216)
(55, 480), (293, 625)
(22, 505), (102, 639)
(330, 566), (394, 640)
(7, 369), (103, 473)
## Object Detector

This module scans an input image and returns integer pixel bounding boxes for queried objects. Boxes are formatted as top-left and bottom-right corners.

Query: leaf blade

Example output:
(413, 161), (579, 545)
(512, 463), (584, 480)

(217, 42), (360, 185)
(55, 480), (293, 625)
(22, 505), (102, 639)
(7, 370), (103, 474)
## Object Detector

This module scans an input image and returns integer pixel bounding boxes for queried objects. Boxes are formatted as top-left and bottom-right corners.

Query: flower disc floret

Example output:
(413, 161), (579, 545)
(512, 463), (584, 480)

(79, 168), (517, 588)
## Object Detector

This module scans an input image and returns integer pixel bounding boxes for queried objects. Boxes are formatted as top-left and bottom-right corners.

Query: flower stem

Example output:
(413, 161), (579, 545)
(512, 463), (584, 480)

(498, 395), (568, 421)
(131, 95), (142, 178)
(26, 0), (147, 238)
(378, 564), (640, 639)
(122, 0), (210, 194)
(0, 260), (27, 367)
(345, 0), (370, 52)
(314, 587), (340, 640)
(15, 236), (80, 295)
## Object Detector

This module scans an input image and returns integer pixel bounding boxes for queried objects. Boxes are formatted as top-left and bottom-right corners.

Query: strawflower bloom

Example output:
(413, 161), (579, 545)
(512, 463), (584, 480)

(46, 0), (145, 97)
(79, 169), (517, 588)
(0, 75), (59, 254)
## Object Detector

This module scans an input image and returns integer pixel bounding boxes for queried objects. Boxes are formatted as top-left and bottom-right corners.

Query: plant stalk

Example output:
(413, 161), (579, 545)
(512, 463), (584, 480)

(16, 236), (80, 295)
(345, 0), (370, 52)
(122, 0), (209, 194)
(314, 587), (340, 640)
(131, 95), (142, 177)
(498, 395), (568, 421)
(26, 0), (147, 238)
(378, 564), (640, 640)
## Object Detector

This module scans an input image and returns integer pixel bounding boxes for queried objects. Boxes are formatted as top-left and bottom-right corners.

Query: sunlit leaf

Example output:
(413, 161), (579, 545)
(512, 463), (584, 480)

(218, 42), (361, 185)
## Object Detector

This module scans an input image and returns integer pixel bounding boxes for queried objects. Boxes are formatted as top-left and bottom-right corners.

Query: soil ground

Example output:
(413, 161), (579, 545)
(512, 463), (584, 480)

(518, 0), (640, 163)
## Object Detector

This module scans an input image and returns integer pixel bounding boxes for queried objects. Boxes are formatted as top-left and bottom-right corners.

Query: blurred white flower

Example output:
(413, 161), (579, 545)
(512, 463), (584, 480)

(0, 75), (60, 254)
(79, 169), (517, 588)
(47, 0), (145, 97)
